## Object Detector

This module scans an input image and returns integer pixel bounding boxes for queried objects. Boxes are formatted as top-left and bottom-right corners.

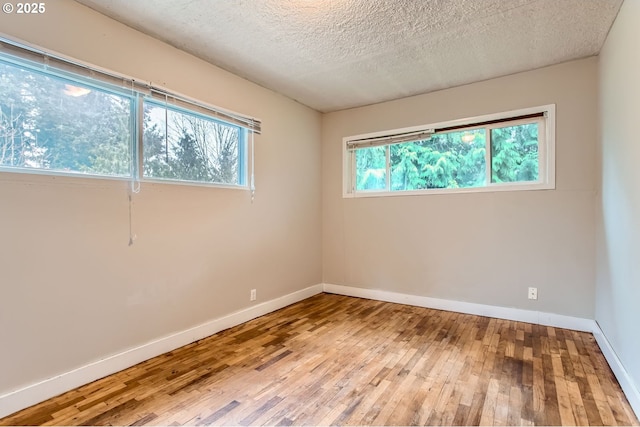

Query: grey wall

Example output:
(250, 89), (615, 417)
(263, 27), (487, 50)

(596, 0), (640, 400)
(322, 58), (598, 318)
(0, 0), (322, 395)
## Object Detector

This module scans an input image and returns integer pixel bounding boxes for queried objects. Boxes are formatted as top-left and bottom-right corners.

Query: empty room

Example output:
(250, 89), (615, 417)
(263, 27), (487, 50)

(0, 0), (638, 425)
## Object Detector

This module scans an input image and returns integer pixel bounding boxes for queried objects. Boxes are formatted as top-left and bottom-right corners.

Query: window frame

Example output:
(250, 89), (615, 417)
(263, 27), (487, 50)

(0, 56), (139, 180)
(140, 99), (248, 188)
(343, 104), (556, 198)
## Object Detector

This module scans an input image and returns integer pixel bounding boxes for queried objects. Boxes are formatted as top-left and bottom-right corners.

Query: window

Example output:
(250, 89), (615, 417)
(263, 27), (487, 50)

(0, 38), (260, 187)
(143, 102), (246, 186)
(344, 105), (555, 197)
(0, 60), (134, 177)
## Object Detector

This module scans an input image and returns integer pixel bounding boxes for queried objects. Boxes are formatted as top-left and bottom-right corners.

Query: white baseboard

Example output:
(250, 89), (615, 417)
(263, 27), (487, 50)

(322, 283), (595, 331)
(0, 284), (324, 419)
(323, 283), (640, 420)
(592, 324), (640, 418)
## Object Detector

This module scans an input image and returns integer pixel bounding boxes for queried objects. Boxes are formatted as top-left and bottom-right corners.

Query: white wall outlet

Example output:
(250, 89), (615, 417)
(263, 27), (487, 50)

(528, 287), (538, 300)
(250, 289), (257, 301)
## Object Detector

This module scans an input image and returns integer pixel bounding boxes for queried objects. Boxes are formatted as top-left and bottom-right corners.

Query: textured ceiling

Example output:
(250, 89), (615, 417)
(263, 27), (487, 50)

(74, 0), (622, 113)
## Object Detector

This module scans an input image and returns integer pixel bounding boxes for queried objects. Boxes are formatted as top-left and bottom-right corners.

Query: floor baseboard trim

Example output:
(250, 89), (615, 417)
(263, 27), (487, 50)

(0, 284), (324, 419)
(592, 324), (640, 419)
(323, 283), (640, 420)
(322, 283), (595, 331)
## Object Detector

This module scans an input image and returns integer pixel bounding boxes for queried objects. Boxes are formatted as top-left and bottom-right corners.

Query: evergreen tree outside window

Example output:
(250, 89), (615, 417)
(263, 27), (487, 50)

(344, 106), (554, 197)
(355, 146), (386, 191)
(390, 128), (486, 191)
(0, 60), (133, 177)
(143, 102), (246, 186)
(491, 123), (539, 183)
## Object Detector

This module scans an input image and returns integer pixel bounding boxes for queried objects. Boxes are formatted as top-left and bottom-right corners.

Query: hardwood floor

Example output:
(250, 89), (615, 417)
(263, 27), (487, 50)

(1, 293), (637, 426)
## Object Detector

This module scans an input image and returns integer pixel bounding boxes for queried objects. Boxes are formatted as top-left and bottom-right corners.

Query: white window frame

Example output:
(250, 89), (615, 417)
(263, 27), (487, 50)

(342, 104), (556, 198)
(141, 99), (248, 188)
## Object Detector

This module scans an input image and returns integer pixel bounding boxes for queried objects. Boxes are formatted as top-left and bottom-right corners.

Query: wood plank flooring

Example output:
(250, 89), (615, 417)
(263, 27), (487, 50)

(1, 293), (637, 426)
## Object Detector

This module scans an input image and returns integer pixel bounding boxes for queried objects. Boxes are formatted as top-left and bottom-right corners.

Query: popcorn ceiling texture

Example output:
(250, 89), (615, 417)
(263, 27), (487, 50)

(76, 0), (622, 112)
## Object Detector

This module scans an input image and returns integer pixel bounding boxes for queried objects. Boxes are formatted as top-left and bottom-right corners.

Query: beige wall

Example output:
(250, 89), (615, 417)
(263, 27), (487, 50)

(0, 1), (322, 394)
(323, 58), (598, 318)
(596, 0), (640, 397)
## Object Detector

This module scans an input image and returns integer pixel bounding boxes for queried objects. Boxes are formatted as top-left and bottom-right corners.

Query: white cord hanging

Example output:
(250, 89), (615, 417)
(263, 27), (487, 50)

(128, 193), (136, 246)
(127, 78), (140, 246)
(128, 174), (140, 246)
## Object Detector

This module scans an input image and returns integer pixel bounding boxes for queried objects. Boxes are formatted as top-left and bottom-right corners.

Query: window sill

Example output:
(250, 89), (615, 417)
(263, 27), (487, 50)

(343, 182), (555, 198)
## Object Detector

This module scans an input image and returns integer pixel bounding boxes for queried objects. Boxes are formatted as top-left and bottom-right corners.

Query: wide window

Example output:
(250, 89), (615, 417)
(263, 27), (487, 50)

(0, 38), (260, 187)
(344, 106), (554, 197)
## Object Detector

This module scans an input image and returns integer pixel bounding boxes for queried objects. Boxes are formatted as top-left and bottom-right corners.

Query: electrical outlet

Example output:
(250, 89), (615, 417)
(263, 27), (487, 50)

(528, 287), (538, 300)
(250, 289), (256, 301)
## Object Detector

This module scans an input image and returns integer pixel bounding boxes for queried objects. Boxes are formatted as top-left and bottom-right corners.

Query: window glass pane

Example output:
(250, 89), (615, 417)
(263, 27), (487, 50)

(143, 102), (244, 185)
(0, 61), (132, 176)
(491, 123), (539, 183)
(355, 146), (386, 191)
(390, 129), (486, 191)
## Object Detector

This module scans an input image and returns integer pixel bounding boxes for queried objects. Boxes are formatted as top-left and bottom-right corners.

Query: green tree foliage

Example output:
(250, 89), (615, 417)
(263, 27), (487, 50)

(172, 133), (210, 181)
(1, 64), (49, 168)
(1, 61), (131, 175)
(491, 124), (538, 183)
(355, 125), (539, 192)
(389, 129), (486, 190)
(355, 146), (386, 190)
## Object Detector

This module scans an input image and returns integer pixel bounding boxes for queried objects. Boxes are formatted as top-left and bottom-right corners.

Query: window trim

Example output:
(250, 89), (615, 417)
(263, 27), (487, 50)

(342, 104), (556, 198)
